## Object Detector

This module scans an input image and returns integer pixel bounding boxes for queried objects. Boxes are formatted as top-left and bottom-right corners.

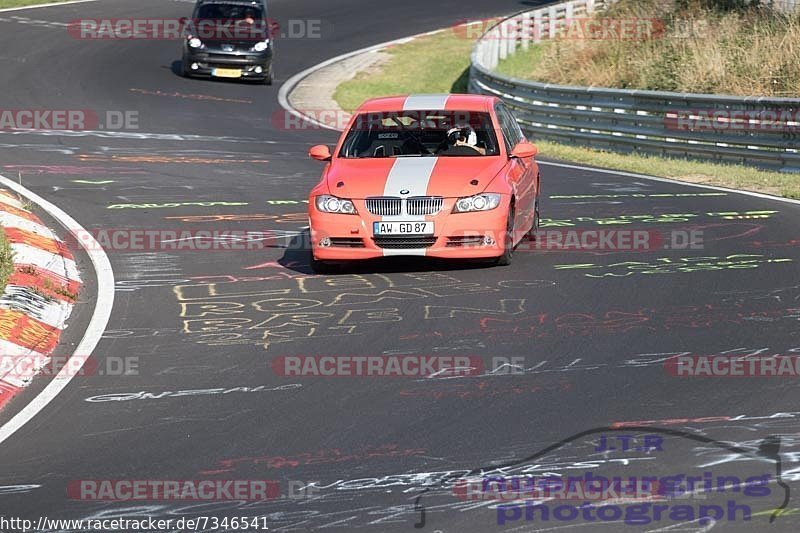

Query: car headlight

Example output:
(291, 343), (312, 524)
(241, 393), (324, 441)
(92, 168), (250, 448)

(453, 193), (502, 213)
(253, 40), (270, 52)
(316, 195), (358, 215)
(188, 37), (203, 49)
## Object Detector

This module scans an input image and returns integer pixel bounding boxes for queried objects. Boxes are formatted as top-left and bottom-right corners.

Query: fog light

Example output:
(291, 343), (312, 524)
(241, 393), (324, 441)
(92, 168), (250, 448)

(254, 66), (263, 74)
(191, 63), (199, 70)
(319, 237), (331, 247)
(483, 236), (495, 246)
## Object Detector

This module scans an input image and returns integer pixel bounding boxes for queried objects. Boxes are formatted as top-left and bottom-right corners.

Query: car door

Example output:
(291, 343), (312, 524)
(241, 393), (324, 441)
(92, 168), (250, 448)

(496, 103), (536, 237)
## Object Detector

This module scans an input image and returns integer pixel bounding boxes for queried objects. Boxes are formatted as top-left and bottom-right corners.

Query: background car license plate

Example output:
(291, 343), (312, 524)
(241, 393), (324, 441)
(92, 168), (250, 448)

(212, 68), (242, 78)
(373, 221), (434, 235)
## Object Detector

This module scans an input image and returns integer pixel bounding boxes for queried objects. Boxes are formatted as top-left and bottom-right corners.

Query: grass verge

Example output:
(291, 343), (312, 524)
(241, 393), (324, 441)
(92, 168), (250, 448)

(0, 229), (14, 295)
(0, 0), (69, 8)
(334, 30), (474, 112)
(332, 28), (800, 200)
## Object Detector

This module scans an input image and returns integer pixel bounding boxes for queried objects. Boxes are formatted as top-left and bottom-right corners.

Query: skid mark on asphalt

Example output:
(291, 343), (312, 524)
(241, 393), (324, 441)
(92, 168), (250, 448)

(129, 88), (253, 104)
(0, 128), (280, 143)
(0, 16), (67, 29)
(5, 164), (145, 175)
(79, 154), (270, 164)
(554, 254), (795, 278)
(108, 201), (249, 209)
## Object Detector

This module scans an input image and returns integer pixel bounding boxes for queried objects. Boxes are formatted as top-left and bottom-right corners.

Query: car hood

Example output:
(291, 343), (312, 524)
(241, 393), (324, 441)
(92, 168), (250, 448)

(325, 157), (507, 200)
(200, 39), (262, 51)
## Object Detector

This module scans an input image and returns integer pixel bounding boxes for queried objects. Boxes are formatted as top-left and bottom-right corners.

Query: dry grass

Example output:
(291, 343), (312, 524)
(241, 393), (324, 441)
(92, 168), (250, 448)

(498, 0), (800, 96)
(0, 229), (13, 294)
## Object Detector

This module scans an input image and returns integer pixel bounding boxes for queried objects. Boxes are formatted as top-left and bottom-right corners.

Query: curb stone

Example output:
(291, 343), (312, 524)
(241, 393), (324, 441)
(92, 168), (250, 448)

(0, 189), (81, 410)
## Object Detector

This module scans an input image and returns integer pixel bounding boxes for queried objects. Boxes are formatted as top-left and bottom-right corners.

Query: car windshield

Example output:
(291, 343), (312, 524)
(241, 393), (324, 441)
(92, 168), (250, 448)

(338, 110), (500, 158)
(196, 4), (264, 21)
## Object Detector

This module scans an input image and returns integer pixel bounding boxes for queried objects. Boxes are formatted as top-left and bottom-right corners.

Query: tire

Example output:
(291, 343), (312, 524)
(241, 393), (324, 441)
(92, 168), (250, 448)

(263, 64), (274, 86)
(181, 59), (191, 78)
(495, 208), (515, 266)
(528, 196), (541, 238)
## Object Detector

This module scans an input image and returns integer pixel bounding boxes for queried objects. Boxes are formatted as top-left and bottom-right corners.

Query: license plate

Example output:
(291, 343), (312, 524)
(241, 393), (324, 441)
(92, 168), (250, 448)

(373, 221), (434, 235)
(212, 68), (242, 78)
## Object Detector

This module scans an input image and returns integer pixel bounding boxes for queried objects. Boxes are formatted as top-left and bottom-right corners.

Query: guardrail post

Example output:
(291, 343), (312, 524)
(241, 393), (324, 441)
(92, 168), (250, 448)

(498, 22), (508, 61)
(508, 18), (519, 55)
(521, 12), (532, 50)
(489, 32), (499, 69)
(533, 11), (543, 43)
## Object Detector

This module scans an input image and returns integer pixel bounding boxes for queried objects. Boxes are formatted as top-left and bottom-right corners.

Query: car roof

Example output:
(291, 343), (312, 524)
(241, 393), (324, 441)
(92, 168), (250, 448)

(355, 94), (498, 113)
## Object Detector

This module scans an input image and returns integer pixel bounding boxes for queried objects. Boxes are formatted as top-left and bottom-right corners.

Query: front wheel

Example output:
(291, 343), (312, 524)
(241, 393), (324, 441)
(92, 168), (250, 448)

(495, 208), (515, 266)
(528, 197), (541, 238)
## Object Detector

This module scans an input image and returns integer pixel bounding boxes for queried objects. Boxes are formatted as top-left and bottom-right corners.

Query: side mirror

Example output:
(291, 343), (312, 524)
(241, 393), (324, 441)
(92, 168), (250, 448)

(309, 145), (332, 161)
(510, 142), (538, 159)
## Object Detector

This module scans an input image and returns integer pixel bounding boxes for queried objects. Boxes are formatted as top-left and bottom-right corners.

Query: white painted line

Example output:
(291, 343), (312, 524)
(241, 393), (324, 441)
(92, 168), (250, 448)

(0, 174), (114, 445)
(0, 0), (98, 14)
(537, 160), (800, 207)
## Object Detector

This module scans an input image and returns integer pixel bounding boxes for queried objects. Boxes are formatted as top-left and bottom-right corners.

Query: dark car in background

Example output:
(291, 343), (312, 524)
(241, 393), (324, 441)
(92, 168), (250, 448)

(182, 0), (274, 84)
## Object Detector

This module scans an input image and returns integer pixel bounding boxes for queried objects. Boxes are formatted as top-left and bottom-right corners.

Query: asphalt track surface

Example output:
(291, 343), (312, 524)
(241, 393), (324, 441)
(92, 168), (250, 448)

(0, 0), (799, 531)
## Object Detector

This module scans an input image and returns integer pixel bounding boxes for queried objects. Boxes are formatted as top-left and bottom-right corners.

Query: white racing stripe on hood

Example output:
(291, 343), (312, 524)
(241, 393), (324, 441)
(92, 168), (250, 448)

(403, 94), (450, 111)
(383, 157), (437, 221)
(379, 157), (438, 257)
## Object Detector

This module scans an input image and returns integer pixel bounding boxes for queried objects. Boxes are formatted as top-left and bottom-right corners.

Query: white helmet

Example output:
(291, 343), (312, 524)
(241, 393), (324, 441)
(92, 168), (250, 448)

(447, 125), (477, 146)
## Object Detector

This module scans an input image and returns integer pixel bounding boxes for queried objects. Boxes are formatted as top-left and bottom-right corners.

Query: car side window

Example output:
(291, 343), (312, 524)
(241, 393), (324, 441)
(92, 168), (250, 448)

(498, 105), (525, 148)
(505, 106), (526, 144)
(494, 104), (516, 152)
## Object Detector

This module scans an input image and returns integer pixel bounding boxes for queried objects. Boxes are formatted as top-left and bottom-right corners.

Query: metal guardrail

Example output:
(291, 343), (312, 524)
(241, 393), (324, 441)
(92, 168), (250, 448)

(469, 0), (800, 171)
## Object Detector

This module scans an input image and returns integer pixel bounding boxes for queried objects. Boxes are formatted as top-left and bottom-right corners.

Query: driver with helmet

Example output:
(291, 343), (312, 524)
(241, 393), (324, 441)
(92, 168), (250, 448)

(438, 124), (486, 155)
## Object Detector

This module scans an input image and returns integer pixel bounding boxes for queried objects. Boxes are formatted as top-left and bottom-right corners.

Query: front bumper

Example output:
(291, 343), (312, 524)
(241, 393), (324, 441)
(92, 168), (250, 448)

(309, 197), (511, 260)
(183, 48), (272, 80)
